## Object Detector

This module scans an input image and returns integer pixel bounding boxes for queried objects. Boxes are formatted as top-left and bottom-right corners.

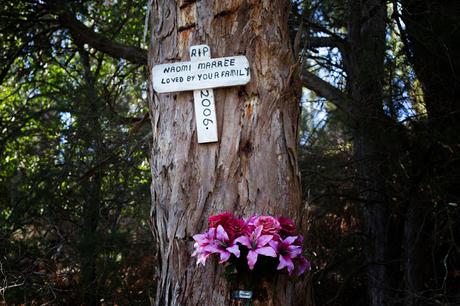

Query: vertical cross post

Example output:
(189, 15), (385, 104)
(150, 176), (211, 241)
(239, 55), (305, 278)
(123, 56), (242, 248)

(190, 45), (218, 143)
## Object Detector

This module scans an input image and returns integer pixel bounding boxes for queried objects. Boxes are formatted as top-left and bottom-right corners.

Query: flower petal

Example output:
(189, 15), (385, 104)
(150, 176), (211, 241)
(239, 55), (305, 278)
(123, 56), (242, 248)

(285, 257), (295, 274)
(283, 236), (298, 245)
(276, 255), (294, 275)
(191, 247), (200, 257)
(247, 250), (259, 270)
(245, 215), (258, 226)
(295, 235), (303, 245)
(287, 245), (302, 258)
(219, 251), (231, 263)
(277, 254), (288, 270)
(216, 225), (229, 242)
(197, 252), (211, 266)
(208, 227), (216, 238)
(254, 225), (263, 238)
(296, 256), (311, 276)
(255, 246), (277, 257)
(269, 240), (279, 251)
(277, 255), (294, 274)
(226, 244), (240, 258)
(203, 244), (220, 254)
(271, 233), (282, 242)
(193, 233), (210, 245)
(256, 234), (273, 247)
(235, 235), (252, 248)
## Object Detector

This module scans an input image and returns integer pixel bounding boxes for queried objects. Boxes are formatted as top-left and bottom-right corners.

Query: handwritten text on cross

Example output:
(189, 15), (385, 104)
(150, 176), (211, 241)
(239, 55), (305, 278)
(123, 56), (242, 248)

(152, 45), (250, 143)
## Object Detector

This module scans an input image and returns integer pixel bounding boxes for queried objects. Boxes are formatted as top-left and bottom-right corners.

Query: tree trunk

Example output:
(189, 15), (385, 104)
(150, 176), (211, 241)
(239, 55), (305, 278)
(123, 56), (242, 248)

(345, 1), (390, 305)
(148, 0), (312, 305)
(401, 1), (460, 303)
(78, 46), (103, 306)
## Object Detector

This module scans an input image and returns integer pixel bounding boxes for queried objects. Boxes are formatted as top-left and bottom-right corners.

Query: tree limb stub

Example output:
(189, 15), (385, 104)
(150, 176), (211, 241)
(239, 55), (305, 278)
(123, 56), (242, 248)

(301, 69), (349, 111)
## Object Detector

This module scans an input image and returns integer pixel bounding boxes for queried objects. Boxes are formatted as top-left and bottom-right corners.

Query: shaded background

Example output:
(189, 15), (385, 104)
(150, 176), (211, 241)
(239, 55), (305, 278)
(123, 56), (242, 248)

(1, 0), (459, 305)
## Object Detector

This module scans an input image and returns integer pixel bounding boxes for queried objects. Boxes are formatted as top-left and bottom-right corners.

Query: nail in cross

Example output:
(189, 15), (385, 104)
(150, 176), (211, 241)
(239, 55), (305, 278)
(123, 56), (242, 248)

(152, 45), (251, 143)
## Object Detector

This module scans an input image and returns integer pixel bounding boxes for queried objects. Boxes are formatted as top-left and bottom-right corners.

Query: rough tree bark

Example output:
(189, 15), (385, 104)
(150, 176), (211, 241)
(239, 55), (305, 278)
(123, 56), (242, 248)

(148, 0), (312, 305)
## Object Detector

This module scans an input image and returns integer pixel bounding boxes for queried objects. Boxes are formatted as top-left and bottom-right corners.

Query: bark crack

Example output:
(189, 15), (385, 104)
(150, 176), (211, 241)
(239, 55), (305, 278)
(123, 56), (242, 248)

(214, 8), (239, 19)
(178, 23), (196, 32)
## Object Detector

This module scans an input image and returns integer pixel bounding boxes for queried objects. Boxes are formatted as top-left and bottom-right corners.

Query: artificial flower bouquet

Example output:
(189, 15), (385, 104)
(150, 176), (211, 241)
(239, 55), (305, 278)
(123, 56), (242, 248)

(192, 212), (311, 278)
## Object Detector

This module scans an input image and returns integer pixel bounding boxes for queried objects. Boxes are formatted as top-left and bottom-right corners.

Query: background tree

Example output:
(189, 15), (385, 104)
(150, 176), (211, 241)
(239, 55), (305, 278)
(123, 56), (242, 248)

(399, 0), (460, 304)
(298, 0), (460, 304)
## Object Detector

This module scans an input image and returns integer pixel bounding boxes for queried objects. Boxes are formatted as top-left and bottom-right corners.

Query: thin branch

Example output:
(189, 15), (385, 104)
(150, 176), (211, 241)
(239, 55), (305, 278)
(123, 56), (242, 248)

(45, 1), (147, 66)
(309, 36), (346, 53)
(305, 20), (346, 41)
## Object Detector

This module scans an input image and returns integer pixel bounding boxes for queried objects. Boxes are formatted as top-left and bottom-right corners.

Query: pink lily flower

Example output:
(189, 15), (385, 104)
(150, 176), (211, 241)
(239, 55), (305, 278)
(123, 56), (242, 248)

(203, 225), (240, 263)
(193, 227), (216, 247)
(269, 236), (302, 275)
(191, 243), (212, 266)
(235, 225), (277, 270)
(191, 227), (216, 266)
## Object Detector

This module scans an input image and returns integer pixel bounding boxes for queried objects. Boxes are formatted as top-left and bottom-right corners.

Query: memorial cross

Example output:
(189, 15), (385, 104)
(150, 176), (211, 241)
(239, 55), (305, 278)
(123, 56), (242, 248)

(152, 45), (251, 143)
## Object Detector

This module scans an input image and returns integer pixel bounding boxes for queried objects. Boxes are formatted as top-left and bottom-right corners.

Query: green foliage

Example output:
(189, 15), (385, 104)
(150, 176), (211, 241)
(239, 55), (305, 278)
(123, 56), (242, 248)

(0, 1), (154, 304)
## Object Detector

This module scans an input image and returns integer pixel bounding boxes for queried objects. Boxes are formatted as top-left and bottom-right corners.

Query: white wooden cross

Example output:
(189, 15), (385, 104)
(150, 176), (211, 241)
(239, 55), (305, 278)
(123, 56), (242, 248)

(152, 45), (251, 143)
